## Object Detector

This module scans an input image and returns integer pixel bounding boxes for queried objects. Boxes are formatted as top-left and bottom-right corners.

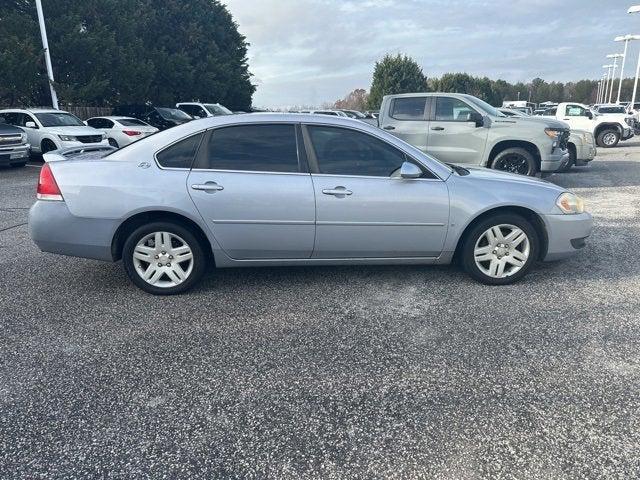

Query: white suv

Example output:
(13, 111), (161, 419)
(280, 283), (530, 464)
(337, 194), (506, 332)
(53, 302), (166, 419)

(0, 108), (109, 154)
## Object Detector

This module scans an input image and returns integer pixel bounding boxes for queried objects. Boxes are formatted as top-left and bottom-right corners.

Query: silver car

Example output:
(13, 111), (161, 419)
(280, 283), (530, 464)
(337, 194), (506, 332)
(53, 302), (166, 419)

(29, 114), (592, 295)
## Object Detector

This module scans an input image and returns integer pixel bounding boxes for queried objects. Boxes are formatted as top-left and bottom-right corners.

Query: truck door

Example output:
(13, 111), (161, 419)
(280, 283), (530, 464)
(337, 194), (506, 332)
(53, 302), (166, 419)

(379, 96), (430, 152)
(560, 104), (593, 132)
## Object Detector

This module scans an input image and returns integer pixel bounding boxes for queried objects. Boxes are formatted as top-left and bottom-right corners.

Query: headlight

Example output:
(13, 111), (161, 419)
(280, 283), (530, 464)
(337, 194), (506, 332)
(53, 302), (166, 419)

(20, 133), (27, 143)
(58, 135), (75, 141)
(545, 128), (561, 139)
(556, 192), (585, 214)
(101, 133), (107, 140)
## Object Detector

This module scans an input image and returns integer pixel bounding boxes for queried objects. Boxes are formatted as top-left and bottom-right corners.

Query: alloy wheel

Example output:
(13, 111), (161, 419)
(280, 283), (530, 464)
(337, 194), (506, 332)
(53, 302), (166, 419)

(493, 154), (531, 175)
(473, 224), (530, 278)
(132, 231), (194, 288)
(602, 132), (618, 146)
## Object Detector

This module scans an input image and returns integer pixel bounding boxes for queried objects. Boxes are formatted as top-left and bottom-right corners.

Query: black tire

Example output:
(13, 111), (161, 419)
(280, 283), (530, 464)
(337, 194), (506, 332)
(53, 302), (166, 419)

(490, 147), (538, 176)
(41, 139), (57, 154)
(596, 128), (620, 148)
(10, 161), (27, 168)
(557, 145), (576, 173)
(122, 221), (208, 295)
(108, 138), (119, 148)
(461, 213), (540, 285)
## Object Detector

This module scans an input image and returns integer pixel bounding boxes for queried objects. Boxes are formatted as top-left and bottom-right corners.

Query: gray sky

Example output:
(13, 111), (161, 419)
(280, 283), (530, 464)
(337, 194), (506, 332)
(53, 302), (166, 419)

(222, 0), (640, 108)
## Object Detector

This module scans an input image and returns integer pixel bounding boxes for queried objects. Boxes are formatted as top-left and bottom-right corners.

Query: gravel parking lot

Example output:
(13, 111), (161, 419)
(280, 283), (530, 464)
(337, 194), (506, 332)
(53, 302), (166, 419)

(1, 145), (640, 479)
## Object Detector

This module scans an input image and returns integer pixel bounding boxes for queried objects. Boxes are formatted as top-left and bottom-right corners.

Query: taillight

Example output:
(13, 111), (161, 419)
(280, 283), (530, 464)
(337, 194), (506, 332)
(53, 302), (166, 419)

(123, 130), (142, 136)
(37, 163), (63, 201)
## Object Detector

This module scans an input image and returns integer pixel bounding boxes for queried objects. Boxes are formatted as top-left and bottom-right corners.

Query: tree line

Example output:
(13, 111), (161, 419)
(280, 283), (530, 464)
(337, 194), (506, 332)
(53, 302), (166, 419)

(334, 54), (632, 111)
(0, 0), (255, 110)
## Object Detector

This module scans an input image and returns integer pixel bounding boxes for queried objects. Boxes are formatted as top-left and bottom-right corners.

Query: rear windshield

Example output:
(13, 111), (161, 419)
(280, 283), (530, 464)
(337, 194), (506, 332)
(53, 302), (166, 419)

(35, 112), (85, 127)
(118, 118), (148, 126)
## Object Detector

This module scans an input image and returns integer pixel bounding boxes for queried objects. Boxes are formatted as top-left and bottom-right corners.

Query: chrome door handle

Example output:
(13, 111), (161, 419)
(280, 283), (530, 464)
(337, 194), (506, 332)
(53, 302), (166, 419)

(322, 187), (352, 197)
(191, 182), (224, 193)
(431, 126), (445, 131)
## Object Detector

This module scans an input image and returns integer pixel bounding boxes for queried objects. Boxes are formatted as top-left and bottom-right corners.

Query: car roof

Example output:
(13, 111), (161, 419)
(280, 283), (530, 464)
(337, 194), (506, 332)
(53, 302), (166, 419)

(88, 116), (140, 121)
(0, 108), (68, 114)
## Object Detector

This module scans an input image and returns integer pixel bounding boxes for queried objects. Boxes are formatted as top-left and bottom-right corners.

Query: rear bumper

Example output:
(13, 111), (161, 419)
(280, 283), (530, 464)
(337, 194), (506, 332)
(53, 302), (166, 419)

(540, 150), (570, 172)
(542, 212), (593, 261)
(29, 201), (117, 262)
(0, 144), (30, 165)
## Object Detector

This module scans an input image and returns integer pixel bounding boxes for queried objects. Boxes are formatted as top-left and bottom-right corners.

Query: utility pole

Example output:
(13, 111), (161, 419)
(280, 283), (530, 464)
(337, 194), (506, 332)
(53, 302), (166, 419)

(35, 0), (59, 109)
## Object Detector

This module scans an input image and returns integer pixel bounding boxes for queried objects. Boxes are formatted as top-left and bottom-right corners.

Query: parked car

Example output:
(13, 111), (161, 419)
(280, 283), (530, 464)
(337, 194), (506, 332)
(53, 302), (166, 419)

(0, 122), (30, 167)
(29, 114), (592, 295)
(85, 116), (158, 148)
(112, 105), (193, 131)
(498, 108), (596, 171)
(379, 93), (570, 176)
(0, 108), (108, 155)
(544, 102), (633, 148)
(309, 110), (349, 117)
(339, 110), (367, 119)
(176, 102), (233, 119)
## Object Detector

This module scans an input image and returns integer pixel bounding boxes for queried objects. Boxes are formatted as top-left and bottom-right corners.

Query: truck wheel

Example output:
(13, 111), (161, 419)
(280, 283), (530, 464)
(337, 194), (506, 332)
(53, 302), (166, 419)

(596, 129), (620, 148)
(490, 148), (538, 176)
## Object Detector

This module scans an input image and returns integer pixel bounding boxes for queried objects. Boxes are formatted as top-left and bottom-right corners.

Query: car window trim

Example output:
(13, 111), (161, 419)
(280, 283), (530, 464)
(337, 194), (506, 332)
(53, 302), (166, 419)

(191, 122), (305, 174)
(301, 123), (440, 180)
(389, 96), (431, 122)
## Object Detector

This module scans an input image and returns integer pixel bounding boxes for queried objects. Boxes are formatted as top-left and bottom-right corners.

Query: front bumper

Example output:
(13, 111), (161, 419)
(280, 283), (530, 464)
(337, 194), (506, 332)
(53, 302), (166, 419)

(542, 212), (593, 261)
(0, 144), (30, 165)
(29, 200), (117, 262)
(540, 149), (570, 173)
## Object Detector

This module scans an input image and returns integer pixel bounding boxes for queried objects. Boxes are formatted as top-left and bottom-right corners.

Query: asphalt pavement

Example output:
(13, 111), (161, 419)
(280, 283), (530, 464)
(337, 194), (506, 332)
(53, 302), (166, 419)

(1, 145), (639, 479)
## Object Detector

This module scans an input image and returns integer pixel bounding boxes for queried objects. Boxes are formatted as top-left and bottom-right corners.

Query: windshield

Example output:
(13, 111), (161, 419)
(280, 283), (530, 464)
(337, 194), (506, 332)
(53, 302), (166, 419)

(345, 110), (366, 118)
(35, 112), (85, 127)
(204, 104), (233, 116)
(465, 96), (504, 117)
(157, 108), (193, 122)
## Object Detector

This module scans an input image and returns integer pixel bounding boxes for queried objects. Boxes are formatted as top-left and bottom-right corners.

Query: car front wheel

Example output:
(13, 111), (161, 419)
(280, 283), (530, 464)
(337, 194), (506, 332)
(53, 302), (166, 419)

(490, 147), (538, 176)
(462, 214), (539, 285)
(122, 222), (207, 295)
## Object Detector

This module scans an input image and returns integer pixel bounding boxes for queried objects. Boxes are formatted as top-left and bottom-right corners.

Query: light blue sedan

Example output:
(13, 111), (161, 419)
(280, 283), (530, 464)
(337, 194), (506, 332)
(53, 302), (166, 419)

(29, 114), (592, 294)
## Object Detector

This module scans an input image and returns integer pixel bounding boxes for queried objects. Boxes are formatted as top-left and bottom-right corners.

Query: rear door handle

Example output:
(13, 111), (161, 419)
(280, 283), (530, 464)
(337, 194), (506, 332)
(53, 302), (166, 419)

(191, 182), (224, 193)
(322, 187), (353, 197)
(431, 126), (445, 131)
(383, 126), (395, 130)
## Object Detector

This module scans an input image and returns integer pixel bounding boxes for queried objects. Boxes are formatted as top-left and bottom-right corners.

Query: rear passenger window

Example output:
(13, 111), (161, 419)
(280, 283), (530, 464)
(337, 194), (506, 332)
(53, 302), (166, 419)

(196, 124), (299, 173)
(156, 133), (203, 169)
(391, 97), (427, 120)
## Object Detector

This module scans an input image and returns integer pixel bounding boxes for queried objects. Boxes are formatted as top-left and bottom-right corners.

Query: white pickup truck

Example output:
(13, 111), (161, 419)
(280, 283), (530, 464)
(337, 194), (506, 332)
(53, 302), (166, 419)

(543, 103), (634, 148)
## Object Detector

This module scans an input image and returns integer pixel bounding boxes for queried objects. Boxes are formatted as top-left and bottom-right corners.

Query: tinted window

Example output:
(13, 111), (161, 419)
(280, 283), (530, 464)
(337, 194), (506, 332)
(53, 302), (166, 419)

(118, 118), (147, 127)
(179, 105), (207, 117)
(435, 97), (476, 122)
(598, 106), (625, 114)
(156, 133), (203, 169)
(391, 97), (427, 120)
(198, 124), (299, 172)
(308, 126), (407, 177)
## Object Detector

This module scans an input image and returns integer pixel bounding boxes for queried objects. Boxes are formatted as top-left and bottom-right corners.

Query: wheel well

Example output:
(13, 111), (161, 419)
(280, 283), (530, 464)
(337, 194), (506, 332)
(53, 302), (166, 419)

(594, 123), (621, 137)
(111, 211), (213, 262)
(488, 140), (541, 168)
(453, 206), (548, 262)
(41, 138), (57, 149)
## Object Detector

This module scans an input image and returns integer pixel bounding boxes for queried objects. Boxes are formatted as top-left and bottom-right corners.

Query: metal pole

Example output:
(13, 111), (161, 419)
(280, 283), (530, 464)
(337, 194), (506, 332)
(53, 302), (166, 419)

(617, 41), (629, 104)
(609, 58), (619, 104)
(631, 47), (640, 111)
(598, 81), (603, 103)
(603, 68), (611, 104)
(35, 0), (59, 109)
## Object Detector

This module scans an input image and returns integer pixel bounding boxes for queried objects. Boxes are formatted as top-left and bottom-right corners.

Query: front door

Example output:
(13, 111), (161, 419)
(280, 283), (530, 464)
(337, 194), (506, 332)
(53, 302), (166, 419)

(426, 96), (489, 164)
(560, 104), (593, 132)
(304, 124), (449, 258)
(187, 123), (316, 260)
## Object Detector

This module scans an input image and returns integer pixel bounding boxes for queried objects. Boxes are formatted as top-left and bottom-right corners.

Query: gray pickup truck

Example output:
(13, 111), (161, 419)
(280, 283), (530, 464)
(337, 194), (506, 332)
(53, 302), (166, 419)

(378, 93), (570, 176)
(0, 123), (30, 168)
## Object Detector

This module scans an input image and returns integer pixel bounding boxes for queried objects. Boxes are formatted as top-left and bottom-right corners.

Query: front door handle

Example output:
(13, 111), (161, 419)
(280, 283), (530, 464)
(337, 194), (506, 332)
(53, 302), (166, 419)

(191, 182), (224, 193)
(431, 126), (445, 131)
(383, 125), (395, 130)
(322, 186), (353, 197)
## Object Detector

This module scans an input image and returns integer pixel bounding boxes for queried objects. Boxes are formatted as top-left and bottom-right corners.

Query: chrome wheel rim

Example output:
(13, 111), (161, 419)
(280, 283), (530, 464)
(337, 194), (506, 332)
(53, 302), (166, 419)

(602, 132), (617, 146)
(494, 154), (530, 175)
(474, 224), (530, 279)
(133, 232), (194, 288)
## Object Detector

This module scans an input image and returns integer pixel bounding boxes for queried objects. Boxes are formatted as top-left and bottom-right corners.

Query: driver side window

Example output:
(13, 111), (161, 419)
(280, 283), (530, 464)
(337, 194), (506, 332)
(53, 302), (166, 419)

(307, 125), (410, 177)
(566, 105), (587, 117)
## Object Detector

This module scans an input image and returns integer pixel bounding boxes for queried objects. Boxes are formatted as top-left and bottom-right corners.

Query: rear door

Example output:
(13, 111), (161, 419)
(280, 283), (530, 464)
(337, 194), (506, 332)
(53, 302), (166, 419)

(426, 96), (489, 164)
(187, 123), (316, 260)
(379, 96), (430, 152)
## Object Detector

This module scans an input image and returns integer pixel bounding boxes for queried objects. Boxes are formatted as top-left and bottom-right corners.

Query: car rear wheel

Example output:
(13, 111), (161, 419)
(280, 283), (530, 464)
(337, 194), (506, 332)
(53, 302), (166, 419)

(490, 148), (538, 176)
(122, 222), (207, 295)
(462, 214), (539, 285)
(596, 129), (620, 148)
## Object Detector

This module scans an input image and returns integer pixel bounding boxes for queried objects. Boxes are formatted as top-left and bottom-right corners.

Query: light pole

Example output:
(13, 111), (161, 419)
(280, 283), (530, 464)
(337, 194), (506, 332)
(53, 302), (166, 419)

(628, 7), (640, 111)
(35, 0), (58, 109)
(603, 64), (614, 104)
(606, 54), (623, 104)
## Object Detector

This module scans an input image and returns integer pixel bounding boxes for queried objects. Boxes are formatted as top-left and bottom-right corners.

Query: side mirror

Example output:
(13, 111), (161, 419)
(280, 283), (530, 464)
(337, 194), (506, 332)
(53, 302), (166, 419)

(585, 111), (593, 120)
(469, 112), (484, 127)
(400, 161), (422, 179)
(25, 121), (37, 128)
